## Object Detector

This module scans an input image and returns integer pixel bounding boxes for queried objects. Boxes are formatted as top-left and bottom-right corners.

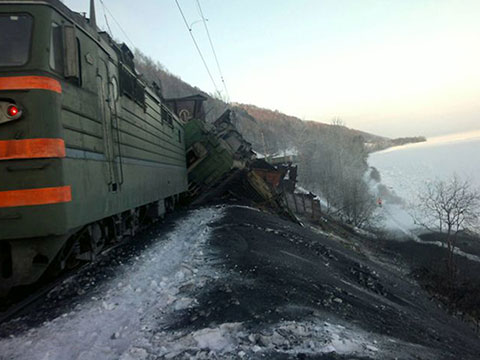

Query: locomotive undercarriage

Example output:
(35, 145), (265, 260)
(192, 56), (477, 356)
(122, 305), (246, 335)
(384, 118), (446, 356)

(0, 197), (175, 298)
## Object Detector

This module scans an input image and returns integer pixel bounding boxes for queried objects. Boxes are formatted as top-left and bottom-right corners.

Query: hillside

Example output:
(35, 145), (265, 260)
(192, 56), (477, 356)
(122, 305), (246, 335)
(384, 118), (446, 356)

(133, 50), (417, 156)
(231, 103), (389, 155)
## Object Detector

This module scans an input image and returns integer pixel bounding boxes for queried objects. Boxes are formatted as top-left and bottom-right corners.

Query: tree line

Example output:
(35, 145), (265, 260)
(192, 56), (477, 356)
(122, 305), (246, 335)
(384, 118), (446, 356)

(297, 121), (377, 228)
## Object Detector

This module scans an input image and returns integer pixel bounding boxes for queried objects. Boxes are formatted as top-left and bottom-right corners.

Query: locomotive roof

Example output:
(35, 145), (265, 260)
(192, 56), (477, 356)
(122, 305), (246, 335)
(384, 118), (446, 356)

(4, 0), (139, 68)
(2, 0), (174, 113)
(165, 94), (209, 102)
(2, 0), (99, 38)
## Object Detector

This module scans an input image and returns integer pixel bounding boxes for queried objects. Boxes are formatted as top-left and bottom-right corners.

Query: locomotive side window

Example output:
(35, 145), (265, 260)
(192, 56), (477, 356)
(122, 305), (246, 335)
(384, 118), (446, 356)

(60, 24), (81, 84)
(110, 77), (119, 101)
(76, 38), (83, 86)
(0, 14), (33, 67)
(49, 23), (64, 73)
(161, 106), (167, 124)
(119, 65), (145, 106)
(160, 105), (173, 127)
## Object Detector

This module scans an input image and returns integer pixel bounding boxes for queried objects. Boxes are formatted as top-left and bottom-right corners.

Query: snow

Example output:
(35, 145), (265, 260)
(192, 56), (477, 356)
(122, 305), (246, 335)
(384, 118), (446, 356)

(295, 185), (311, 195)
(368, 132), (480, 262)
(369, 131), (480, 232)
(370, 130), (480, 206)
(0, 204), (436, 359)
(273, 147), (298, 157)
(252, 150), (265, 159)
(254, 147), (298, 160)
(121, 317), (431, 359)
(228, 204), (261, 212)
(379, 202), (480, 262)
(0, 207), (224, 360)
(192, 323), (241, 352)
(181, 318), (429, 358)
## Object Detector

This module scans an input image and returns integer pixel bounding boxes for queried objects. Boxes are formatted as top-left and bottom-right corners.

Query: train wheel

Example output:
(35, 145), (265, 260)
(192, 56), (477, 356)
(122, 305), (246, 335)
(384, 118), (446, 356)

(45, 236), (79, 279)
(89, 223), (106, 257)
(165, 197), (174, 213)
(129, 209), (140, 237)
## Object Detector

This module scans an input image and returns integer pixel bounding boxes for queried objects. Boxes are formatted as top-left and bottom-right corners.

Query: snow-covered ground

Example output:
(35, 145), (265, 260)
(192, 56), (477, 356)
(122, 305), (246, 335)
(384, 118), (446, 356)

(0, 205), (439, 360)
(0, 207), (223, 360)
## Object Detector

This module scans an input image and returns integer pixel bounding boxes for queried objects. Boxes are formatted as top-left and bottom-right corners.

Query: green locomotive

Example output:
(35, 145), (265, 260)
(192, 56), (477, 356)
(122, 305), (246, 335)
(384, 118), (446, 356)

(0, 0), (187, 296)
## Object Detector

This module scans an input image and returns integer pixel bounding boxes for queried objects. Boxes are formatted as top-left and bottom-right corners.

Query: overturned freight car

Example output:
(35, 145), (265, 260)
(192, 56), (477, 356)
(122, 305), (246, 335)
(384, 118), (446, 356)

(165, 96), (254, 197)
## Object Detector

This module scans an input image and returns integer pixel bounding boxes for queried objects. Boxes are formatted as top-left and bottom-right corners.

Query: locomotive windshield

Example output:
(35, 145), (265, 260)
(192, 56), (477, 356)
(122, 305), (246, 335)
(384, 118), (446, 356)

(0, 14), (33, 67)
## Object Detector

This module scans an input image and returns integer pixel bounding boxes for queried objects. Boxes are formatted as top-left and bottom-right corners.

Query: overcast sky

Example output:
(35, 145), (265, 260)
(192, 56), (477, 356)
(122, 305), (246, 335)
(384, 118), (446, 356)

(64, 0), (480, 138)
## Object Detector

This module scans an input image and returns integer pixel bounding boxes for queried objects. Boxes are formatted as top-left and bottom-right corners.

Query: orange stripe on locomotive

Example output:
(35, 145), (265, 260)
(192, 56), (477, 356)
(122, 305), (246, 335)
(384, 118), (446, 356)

(0, 76), (62, 94)
(0, 138), (66, 160)
(0, 186), (72, 208)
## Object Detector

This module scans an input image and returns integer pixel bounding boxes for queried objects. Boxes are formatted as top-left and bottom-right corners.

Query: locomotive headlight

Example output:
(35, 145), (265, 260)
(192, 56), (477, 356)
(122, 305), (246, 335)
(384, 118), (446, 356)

(0, 102), (22, 124)
(7, 105), (20, 118)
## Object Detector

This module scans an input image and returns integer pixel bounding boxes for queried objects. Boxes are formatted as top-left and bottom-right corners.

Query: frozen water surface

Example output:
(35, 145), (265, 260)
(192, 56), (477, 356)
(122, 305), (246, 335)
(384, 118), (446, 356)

(370, 130), (480, 204)
(369, 130), (480, 233)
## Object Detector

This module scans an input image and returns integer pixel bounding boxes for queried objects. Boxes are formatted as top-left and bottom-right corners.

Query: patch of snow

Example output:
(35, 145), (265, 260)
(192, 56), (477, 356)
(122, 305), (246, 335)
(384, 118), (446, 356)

(192, 323), (242, 352)
(228, 204), (261, 212)
(0, 207), (224, 360)
(253, 150), (265, 159)
(376, 197), (480, 263)
(272, 147), (298, 158)
(295, 185), (311, 195)
(147, 318), (437, 359)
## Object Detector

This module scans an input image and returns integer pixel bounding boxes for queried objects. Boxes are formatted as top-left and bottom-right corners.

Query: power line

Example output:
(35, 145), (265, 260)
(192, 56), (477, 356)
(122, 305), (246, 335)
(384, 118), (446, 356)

(100, 0), (113, 38)
(195, 0), (230, 102)
(98, 0), (136, 50)
(174, 0), (220, 95)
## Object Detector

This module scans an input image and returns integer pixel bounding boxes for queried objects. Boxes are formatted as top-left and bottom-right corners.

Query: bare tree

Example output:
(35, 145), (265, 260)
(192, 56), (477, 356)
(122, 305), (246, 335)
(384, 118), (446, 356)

(296, 122), (377, 227)
(330, 117), (346, 127)
(415, 175), (480, 280)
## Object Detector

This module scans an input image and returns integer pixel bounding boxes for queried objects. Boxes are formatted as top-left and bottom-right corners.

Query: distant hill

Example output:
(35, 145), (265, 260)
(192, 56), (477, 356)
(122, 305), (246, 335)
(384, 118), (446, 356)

(365, 136), (427, 153)
(231, 103), (391, 155)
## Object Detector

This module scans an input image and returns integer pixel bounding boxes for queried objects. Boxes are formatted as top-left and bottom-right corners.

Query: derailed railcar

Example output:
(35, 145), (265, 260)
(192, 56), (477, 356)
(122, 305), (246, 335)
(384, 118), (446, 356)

(166, 96), (254, 197)
(0, 0), (187, 296)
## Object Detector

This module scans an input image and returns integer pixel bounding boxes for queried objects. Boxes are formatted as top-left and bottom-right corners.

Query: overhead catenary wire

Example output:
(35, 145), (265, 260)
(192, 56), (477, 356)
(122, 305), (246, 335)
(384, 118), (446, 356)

(97, 1), (228, 103)
(174, 0), (220, 96)
(99, 0), (114, 38)
(98, 0), (136, 50)
(195, 0), (230, 102)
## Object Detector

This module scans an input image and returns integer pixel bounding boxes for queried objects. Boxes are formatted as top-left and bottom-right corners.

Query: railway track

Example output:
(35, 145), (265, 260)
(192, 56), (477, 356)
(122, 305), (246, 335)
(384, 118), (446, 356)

(0, 263), (89, 325)
(0, 238), (131, 325)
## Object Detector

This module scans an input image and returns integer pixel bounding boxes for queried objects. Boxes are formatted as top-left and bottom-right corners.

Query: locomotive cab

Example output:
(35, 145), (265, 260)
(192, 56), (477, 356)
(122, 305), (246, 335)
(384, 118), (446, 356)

(0, 2), (77, 293)
(0, 2), (82, 236)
